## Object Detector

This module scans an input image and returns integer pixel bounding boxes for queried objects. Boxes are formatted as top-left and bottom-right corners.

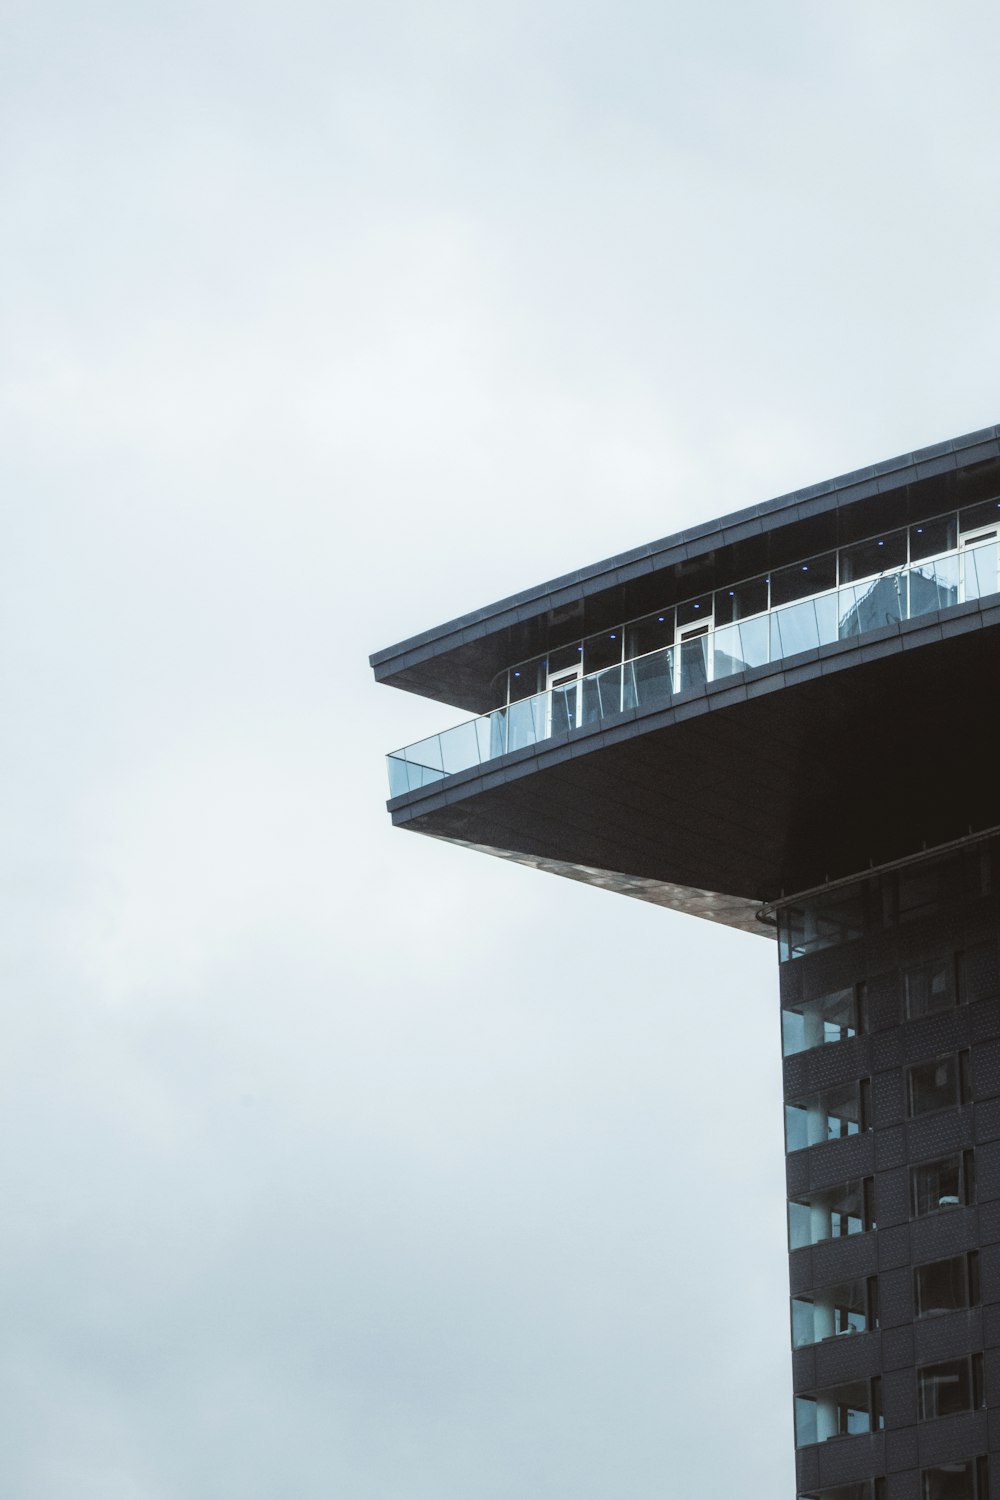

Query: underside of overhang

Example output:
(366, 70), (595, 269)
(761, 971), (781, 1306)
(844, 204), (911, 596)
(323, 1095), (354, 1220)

(388, 613), (1000, 927)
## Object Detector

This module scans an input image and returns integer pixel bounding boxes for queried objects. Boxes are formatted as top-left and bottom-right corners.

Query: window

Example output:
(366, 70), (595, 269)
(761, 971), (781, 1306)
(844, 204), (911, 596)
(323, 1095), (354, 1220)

(788, 1178), (874, 1250)
(840, 530), (907, 582)
(786, 1080), (870, 1152)
(907, 1051), (970, 1118)
(778, 887), (867, 961)
(911, 1152), (975, 1217)
(792, 1276), (878, 1348)
(624, 609), (674, 661)
(782, 984), (863, 1056)
(714, 574), (768, 625)
(771, 552), (838, 607)
(905, 957), (956, 1019)
(914, 1252), (979, 1319)
(918, 1355), (984, 1420)
(921, 1456), (990, 1500)
(794, 1377), (882, 1446)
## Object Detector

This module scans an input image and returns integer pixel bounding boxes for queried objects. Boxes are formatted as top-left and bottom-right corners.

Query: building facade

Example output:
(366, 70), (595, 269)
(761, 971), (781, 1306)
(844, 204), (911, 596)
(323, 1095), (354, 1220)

(372, 426), (1000, 1500)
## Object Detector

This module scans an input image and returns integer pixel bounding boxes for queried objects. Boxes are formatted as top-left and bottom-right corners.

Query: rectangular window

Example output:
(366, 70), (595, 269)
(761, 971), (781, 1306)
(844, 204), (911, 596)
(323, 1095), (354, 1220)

(914, 1252), (979, 1319)
(714, 574), (768, 625)
(840, 529), (907, 582)
(921, 1455), (989, 1500)
(788, 1178), (875, 1250)
(910, 514), (957, 562)
(624, 609), (674, 661)
(905, 957), (956, 1019)
(911, 1152), (975, 1217)
(918, 1354), (984, 1420)
(794, 1377), (883, 1447)
(792, 1276), (878, 1348)
(786, 1080), (869, 1152)
(907, 1051), (970, 1118)
(782, 985), (861, 1056)
(581, 629), (622, 673)
(771, 552), (838, 608)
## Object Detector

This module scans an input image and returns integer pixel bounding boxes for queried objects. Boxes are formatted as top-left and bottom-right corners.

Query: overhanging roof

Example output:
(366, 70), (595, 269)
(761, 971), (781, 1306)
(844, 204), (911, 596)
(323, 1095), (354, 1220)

(371, 426), (1000, 713)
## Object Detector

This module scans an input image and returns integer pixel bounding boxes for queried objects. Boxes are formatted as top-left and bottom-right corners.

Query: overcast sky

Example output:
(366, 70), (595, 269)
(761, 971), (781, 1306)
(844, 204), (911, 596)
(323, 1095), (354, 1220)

(2, 4), (998, 1498)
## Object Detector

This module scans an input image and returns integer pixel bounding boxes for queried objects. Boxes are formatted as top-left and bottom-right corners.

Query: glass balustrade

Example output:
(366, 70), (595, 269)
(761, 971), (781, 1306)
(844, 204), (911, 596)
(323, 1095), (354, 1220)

(386, 538), (1000, 795)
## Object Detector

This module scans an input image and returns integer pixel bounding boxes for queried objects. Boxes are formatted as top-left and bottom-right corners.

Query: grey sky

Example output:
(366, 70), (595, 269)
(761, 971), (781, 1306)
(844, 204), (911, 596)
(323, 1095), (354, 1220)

(1, 4), (998, 1497)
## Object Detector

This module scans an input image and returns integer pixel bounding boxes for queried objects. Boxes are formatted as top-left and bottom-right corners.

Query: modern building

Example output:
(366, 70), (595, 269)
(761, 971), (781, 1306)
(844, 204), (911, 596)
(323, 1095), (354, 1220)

(371, 425), (1000, 1500)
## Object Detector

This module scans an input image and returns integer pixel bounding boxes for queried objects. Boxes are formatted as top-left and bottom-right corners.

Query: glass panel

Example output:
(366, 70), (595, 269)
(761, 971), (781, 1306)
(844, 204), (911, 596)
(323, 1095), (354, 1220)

(481, 711), (503, 761)
(387, 753), (412, 797)
(905, 958), (955, 1019)
(715, 575), (768, 625)
(548, 642), (583, 673)
(838, 573), (905, 638)
(788, 1180), (871, 1249)
(914, 1254), (972, 1317)
(625, 609), (673, 660)
(792, 1278), (873, 1346)
(908, 1055), (960, 1118)
(676, 594), (711, 627)
(583, 629), (622, 673)
(548, 683), (576, 737)
(786, 1082), (864, 1151)
(910, 515), (957, 562)
(771, 552), (837, 607)
(918, 1358), (974, 1420)
(909, 552), (960, 617)
(508, 655), (545, 701)
(965, 538), (1000, 600)
(712, 623), (744, 681)
(960, 496), (1000, 532)
(782, 986), (856, 1056)
(581, 666), (622, 724)
(840, 530), (907, 582)
(911, 1155), (966, 1217)
(678, 635), (708, 692)
(439, 718), (484, 775)
(630, 648), (673, 709)
(771, 597), (821, 657)
(507, 692), (546, 751)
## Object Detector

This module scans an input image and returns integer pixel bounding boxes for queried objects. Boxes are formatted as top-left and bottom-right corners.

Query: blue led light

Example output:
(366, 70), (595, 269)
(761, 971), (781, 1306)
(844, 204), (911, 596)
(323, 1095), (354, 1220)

(514, 671), (521, 677)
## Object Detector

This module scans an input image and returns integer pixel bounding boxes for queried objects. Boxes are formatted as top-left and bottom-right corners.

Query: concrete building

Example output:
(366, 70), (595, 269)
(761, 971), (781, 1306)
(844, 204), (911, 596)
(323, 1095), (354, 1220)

(371, 425), (1000, 1500)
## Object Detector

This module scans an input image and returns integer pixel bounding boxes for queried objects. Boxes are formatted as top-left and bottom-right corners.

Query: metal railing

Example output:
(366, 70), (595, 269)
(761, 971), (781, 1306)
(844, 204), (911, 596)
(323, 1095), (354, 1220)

(386, 539), (999, 797)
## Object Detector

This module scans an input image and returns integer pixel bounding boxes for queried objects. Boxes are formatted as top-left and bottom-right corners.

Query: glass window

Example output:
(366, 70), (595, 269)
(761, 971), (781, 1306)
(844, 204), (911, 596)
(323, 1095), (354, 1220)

(676, 594), (711, 628)
(582, 629), (622, 673)
(788, 1179), (874, 1250)
(792, 1276), (877, 1347)
(914, 1252), (979, 1318)
(782, 985), (860, 1056)
(960, 496), (1000, 533)
(840, 530), (907, 582)
(625, 610), (674, 660)
(778, 889), (866, 961)
(795, 1377), (882, 1446)
(785, 1081), (868, 1152)
(905, 958), (956, 1019)
(508, 655), (546, 701)
(918, 1354), (983, 1420)
(715, 575), (768, 625)
(771, 552), (837, 607)
(922, 1456), (989, 1500)
(911, 1152), (975, 1217)
(907, 1052), (968, 1118)
(910, 515), (957, 562)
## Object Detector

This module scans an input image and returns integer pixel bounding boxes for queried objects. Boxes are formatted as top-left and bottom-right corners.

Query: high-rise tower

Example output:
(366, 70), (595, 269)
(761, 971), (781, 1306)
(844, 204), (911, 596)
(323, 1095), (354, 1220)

(372, 426), (1000, 1500)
